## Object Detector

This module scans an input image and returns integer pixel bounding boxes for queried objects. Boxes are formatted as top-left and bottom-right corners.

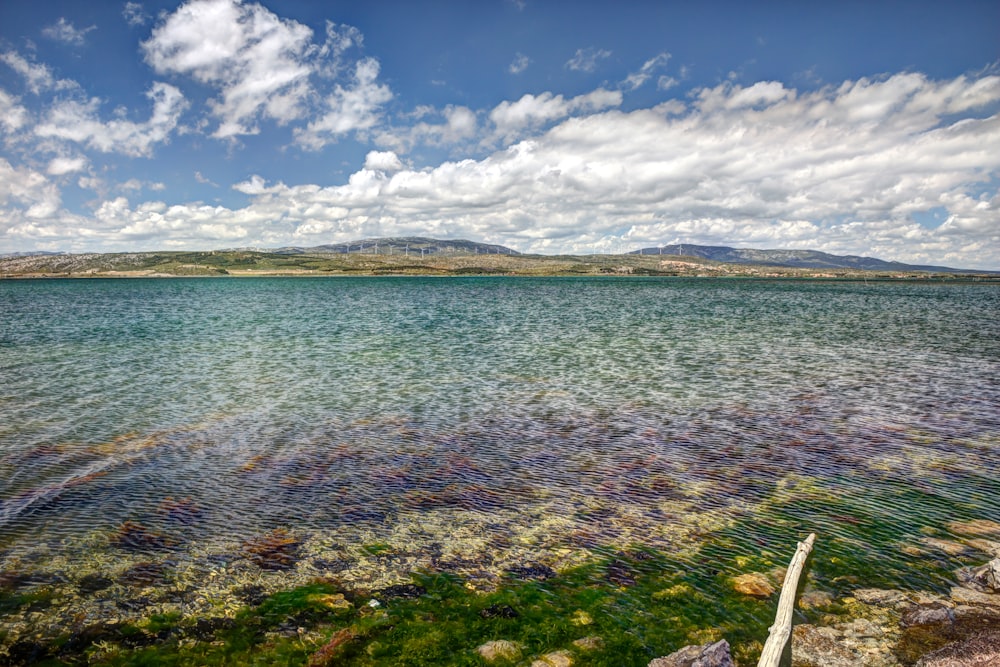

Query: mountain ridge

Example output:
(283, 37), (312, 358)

(629, 244), (975, 273)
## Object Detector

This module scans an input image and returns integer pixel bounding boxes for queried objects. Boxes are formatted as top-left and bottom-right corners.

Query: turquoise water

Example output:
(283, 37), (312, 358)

(1, 277), (998, 652)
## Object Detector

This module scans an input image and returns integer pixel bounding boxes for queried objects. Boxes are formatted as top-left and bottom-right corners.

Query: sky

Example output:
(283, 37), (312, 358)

(1, 1), (998, 268)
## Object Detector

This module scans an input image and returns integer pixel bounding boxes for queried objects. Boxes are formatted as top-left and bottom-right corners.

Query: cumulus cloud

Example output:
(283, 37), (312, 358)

(566, 47), (612, 73)
(41, 18), (96, 46)
(34, 82), (188, 157)
(141, 0), (390, 142)
(1, 51), (77, 95)
(0, 158), (62, 220)
(364, 150), (404, 172)
(0, 89), (29, 133)
(488, 88), (622, 144)
(8, 72), (1000, 269)
(293, 58), (392, 149)
(143, 0), (314, 138)
(46, 156), (88, 175)
(376, 104), (477, 153)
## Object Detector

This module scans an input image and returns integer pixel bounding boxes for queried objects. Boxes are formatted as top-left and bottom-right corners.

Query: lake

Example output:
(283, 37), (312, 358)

(1, 277), (998, 664)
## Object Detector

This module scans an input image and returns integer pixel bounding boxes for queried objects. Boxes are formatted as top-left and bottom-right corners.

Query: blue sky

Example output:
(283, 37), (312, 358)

(1, 0), (998, 268)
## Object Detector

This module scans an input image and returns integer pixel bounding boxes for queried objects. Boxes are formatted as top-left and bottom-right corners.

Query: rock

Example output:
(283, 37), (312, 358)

(532, 650), (573, 667)
(956, 558), (1000, 593)
(732, 573), (775, 597)
(479, 603), (518, 619)
(790, 625), (866, 667)
(477, 640), (523, 662)
(947, 519), (1000, 537)
(919, 538), (970, 556)
(950, 587), (1000, 608)
(798, 590), (834, 609)
(648, 639), (734, 667)
(915, 630), (1000, 666)
(966, 539), (1000, 558)
(900, 605), (955, 628)
(854, 588), (910, 606)
(841, 617), (885, 638)
(572, 636), (603, 651)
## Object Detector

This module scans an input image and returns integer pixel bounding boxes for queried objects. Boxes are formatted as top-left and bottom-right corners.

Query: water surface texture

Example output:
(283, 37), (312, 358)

(1, 277), (998, 652)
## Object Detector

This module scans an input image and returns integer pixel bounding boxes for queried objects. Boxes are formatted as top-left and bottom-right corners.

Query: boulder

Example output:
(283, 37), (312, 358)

(956, 558), (1000, 593)
(900, 605), (955, 628)
(648, 639), (734, 667)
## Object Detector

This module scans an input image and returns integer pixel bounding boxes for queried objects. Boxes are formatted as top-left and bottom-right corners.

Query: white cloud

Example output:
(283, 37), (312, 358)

(7, 72), (1000, 270)
(35, 82), (188, 157)
(488, 88), (622, 144)
(376, 104), (477, 153)
(46, 156), (88, 175)
(123, 2), (150, 27)
(509, 53), (530, 75)
(0, 158), (62, 220)
(41, 18), (96, 46)
(143, 0), (315, 137)
(566, 47), (612, 73)
(624, 52), (670, 90)
(294, 58), (392, 149)
(364, 150), (404, 172)
(195, 171), (219, 186)
(0, 89), (29, 133)
(1, 51), (77, 95)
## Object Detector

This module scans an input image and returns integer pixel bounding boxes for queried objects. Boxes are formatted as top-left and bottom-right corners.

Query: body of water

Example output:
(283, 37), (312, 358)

(1, 276), (998, 663)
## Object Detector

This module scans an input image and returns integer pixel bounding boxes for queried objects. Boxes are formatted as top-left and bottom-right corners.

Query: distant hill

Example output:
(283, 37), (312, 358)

(273, 237), (519, 256)
(630, 244), (975, 273)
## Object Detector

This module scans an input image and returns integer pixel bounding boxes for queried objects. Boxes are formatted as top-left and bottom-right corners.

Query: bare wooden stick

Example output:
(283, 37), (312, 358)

(757, 532), (816, 667)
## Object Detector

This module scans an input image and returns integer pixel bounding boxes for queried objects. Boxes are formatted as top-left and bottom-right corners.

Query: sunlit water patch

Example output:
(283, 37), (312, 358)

(1, 277), (998, 660)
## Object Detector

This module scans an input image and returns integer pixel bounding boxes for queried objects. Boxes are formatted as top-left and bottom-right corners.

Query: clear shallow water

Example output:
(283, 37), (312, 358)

(1, 277), (998, 648)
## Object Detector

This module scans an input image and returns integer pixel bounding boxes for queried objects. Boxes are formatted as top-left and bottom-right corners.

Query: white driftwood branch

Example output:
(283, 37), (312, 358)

(757, 532), (816, 667)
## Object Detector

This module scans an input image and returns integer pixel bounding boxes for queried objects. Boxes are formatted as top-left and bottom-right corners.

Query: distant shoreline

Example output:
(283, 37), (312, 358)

(2, 250), (998, 281)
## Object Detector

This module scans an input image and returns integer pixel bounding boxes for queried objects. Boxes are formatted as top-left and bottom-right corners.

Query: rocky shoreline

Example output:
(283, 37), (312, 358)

(646, 520), (1000, 667)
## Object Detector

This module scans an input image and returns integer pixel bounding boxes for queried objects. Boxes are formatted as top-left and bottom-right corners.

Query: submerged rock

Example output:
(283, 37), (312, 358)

(242, 529), (303, 571)
(731, 572), (774, 597)
(854, 588), (910, 606)
(476, 639), (523, 662)
(507, 563), (556, 581)
(77, 573), (114, 595)
(946, 519), (1000, 537)
(532, 650), (573, 667)
(648, 639), (734, 667)
(479, 603), (518, 619)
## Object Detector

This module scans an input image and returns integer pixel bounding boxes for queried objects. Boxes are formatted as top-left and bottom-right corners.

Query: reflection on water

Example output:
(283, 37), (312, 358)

(1, 277), (998, 651)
